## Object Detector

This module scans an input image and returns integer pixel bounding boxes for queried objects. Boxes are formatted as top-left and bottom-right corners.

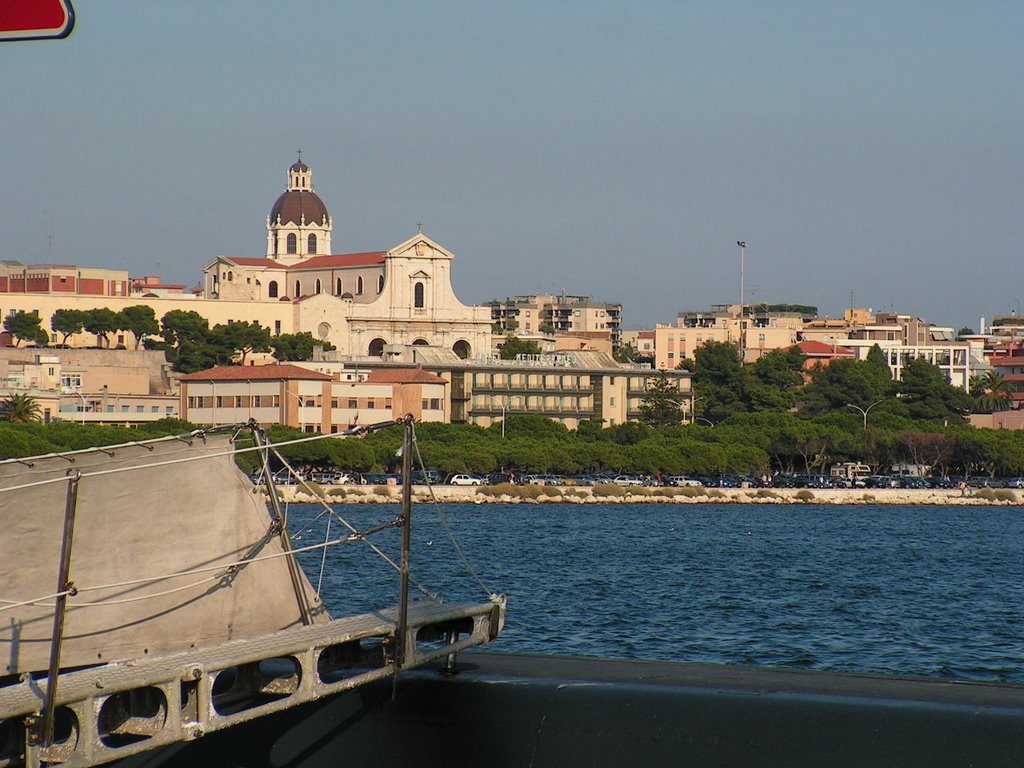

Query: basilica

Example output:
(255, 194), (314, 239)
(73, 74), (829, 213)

(200, 158), (492, 359)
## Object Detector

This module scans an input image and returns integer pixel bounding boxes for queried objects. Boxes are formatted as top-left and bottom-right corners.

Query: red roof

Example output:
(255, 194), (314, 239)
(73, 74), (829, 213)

(290, 252), (386, 270)
(178, 364), (332, 382)
(222, 257), (283, 267)
(792, 340), (855, 356)
(366, 367), (446, 385)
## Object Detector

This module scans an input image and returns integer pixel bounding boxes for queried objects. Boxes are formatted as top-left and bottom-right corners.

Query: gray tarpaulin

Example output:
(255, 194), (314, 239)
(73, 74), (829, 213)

(0, 432), (327, 674)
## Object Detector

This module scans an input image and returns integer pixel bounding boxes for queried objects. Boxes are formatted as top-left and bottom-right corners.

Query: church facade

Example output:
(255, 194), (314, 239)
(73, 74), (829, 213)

(201, 158), (491, 358)
(3, 158), (493, 360)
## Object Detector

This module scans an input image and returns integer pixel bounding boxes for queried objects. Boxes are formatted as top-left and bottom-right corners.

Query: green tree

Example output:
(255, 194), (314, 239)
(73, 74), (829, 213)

(272, 332), (336, 361)
(120, 305), (160, 349)
(160, 310), (210, 350)
(638, 373), (686, 426)
(745, 347), (806, 411)
(955, 326), (975, 341)
(799, 352), (895, 418)
(498, 335), (542, 360)
(692, 340), (746, 422)
(0, 393), (42, 423)
(82, 308), (120, 348)
(898, 357), (972, 424)
(50, 308), (87, 346)
(211, 321), (272, 365)
(3, 311), (48, 347)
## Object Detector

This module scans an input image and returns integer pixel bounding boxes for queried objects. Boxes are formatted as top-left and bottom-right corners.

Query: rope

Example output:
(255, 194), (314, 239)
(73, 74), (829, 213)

(0, 421), (454, 612)
(0, 423), (395, 495)
(410, 423), (494, 599)
(0, 530), (375, 613)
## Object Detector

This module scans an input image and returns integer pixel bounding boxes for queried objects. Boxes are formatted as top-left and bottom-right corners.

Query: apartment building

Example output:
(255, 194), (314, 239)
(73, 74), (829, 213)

(312, 346), (691, 429)
(178, 363), (447, 432)
(488, 293), (622, 351)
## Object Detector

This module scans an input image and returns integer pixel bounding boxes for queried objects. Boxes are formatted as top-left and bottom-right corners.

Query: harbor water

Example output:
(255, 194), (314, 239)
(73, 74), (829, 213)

(289, 502), (1024, 683)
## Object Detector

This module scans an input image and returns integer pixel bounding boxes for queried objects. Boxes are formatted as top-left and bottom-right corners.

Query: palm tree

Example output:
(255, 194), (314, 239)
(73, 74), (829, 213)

(0, 393), (42, 423)
(970, 370), (1014, 413)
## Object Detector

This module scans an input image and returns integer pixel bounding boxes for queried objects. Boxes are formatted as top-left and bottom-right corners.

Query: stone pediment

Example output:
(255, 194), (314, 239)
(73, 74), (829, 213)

(387, 233), (455, 262)
(410, 269), (430, 279)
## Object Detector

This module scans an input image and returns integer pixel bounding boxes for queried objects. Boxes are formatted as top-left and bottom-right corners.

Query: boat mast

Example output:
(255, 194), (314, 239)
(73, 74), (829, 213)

(396, 414), (414, 669)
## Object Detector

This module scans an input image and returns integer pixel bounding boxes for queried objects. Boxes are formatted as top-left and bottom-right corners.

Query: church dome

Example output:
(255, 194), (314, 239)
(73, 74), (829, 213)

(269, 189), (329, 227)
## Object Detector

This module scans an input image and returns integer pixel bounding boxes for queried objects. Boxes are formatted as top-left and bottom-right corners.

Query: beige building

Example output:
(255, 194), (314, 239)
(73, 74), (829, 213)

(0, 348), (178, 424)
(639, 305), (809, 370)
(488, 293), (622, 350)
(179, 363), (447, 432)
(312, 346), (692, 429)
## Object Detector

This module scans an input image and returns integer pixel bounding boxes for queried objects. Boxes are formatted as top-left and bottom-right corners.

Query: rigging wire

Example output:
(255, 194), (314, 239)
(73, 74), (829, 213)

(0, 420), (489, 612)
(410, 422), (496, 600)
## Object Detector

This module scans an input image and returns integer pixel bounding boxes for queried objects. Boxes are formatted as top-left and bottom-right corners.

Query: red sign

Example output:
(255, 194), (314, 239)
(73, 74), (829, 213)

(0, 0), (75, 41)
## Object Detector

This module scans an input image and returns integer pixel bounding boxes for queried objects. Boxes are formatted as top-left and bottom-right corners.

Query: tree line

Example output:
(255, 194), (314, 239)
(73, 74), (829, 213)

(4, 408), (1024, 479)
(2, 307), (332, 370)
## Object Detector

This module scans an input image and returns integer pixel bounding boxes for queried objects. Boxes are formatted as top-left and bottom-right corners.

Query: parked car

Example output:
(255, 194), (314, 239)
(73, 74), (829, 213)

(613, 475), (645, 486)
(448, 474), (484, 486)
(668, 475), (702, 487)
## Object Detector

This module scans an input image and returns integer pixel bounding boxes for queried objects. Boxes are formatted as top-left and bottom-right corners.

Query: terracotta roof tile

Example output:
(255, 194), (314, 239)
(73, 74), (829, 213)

(290, 252), (386, 270)
(222, 257), (283, 267)
(178, 364), (332, 382)
(365, 367), (447, 385)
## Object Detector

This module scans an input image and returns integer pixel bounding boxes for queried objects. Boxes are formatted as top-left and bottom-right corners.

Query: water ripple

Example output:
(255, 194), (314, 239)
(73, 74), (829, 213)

(292, 502), (1024, 683)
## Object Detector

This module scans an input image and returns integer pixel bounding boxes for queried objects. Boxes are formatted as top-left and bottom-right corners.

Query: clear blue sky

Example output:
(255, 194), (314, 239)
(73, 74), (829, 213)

(3, 1), (1021, 332)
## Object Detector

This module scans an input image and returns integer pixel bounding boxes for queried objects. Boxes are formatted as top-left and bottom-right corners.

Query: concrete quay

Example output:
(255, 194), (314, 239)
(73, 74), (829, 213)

(271, 484), (1020, 506)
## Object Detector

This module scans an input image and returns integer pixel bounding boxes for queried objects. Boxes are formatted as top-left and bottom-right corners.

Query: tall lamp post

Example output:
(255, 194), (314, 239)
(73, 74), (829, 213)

(737, 240), (747, 361)
(61, 385), (87, 425)
(846, 400), (883, 431)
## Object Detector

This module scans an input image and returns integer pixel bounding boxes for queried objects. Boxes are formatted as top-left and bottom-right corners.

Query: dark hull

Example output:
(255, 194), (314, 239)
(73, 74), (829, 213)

(120, 652), (1024, 768)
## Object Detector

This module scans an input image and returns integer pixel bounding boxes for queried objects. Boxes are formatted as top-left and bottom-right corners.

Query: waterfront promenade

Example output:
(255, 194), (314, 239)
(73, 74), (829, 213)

(273, 484), (1019, 506)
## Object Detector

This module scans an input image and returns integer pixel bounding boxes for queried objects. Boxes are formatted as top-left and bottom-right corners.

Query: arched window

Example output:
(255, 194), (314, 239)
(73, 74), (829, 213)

(368, 338), (387, 357)
(336, 277), (342, 295)
(412, 338), (429, 346)
(315, 279), (321, 294)
(414, 282), (425, 308)
(377, 274), (385, 293)
(227, 271), (233, 282)
(287, 233), (297, 254)
(356, 276), (364, 295)
(295, 280), (301, 297)
(308, 233), (317, 254)
(453, 340), (470, 359)
(268, 281), (278, 298)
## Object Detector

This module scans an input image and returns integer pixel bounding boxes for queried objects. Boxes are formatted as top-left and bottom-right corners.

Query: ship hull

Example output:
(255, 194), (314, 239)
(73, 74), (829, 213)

(118, 652), (1024, 768)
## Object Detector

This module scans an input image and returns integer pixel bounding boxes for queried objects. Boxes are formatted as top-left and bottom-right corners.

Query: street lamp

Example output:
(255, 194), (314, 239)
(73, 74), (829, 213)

(737, 240), (746, 361)
(61, 385), (86, 424)
(846, 400), (883, 431)
(500, 401), (507, 439)
(694, 417), (715, 427)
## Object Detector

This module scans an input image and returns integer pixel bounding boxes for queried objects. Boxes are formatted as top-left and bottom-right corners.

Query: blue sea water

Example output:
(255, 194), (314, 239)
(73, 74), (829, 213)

(288, 502), (1024, 683)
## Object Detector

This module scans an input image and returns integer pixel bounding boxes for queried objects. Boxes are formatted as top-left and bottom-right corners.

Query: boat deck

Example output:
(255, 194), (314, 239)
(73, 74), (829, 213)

(0, 599), (503, 768)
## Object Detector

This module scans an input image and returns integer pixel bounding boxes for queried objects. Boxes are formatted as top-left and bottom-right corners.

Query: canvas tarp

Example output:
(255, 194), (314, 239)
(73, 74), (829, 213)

(0, 432), (328, 675)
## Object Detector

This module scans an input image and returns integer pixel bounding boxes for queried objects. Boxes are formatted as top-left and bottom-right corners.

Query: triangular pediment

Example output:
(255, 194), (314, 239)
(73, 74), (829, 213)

(410, 269), (430, 279)
(387, 233), (455, 261)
